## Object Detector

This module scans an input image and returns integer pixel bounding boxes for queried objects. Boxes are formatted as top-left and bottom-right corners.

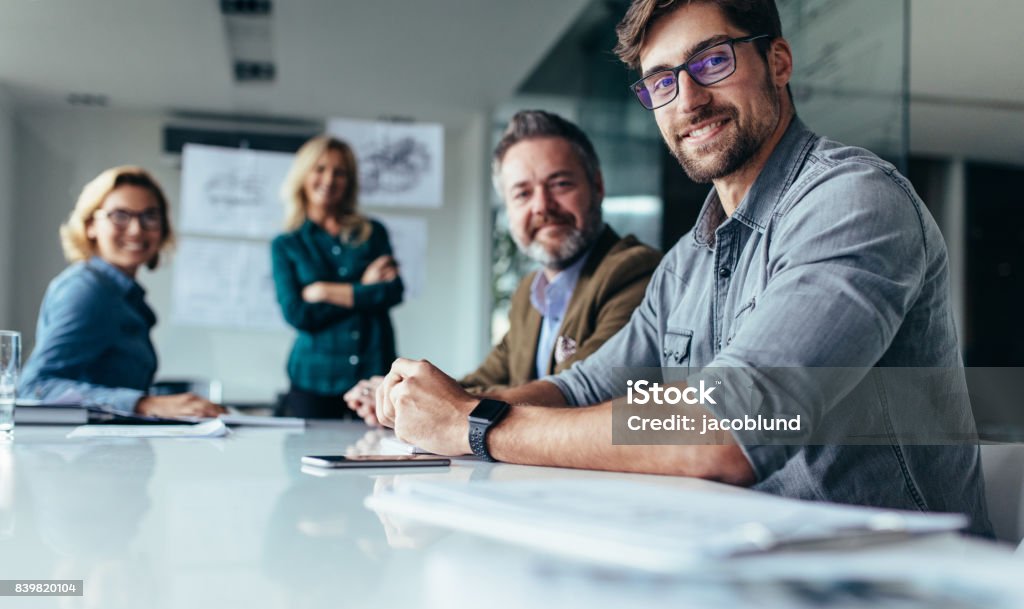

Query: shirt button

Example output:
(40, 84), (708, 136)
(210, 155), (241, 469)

(338, 267), (348, 276)
(332, 246), (341, 255)
(718, 267), (731, 278)
(349, 355), (360, 365)
(350, 330), (360, 340)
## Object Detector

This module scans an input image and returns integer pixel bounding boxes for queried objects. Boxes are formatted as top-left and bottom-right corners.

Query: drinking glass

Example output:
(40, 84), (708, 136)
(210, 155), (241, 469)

(0, 331), (21, 439)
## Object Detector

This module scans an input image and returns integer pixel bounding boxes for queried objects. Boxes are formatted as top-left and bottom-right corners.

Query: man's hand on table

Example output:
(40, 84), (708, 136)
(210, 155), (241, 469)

(136, 393), (226, 418)
(375, 358), (478, 456)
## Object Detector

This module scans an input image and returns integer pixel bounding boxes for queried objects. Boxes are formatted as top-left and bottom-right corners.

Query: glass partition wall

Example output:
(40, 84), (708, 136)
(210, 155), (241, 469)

(488, 0), (908, 343)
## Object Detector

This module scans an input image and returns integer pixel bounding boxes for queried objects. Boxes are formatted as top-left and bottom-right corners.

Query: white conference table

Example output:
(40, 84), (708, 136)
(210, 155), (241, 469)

(0, 421), (1019, 609)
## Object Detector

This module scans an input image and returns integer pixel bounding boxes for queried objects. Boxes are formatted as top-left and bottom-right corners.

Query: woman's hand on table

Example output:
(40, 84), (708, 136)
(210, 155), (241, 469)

(135, 393), (226, 418)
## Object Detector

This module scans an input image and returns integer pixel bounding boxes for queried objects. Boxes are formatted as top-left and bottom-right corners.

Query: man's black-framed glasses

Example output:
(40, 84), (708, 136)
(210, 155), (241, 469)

(630, 34), (772, 110)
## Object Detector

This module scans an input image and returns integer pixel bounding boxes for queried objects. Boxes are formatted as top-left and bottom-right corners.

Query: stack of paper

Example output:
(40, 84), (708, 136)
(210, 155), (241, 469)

(365, 479), (967, 573)
(67, 419), (231, 439)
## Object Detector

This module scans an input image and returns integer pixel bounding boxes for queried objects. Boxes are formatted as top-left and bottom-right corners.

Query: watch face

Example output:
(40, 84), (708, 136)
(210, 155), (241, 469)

(469, 399), (509, 423)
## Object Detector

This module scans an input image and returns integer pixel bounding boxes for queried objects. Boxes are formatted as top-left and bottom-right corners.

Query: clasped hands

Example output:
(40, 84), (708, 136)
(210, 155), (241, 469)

(344, 358), (478, 456)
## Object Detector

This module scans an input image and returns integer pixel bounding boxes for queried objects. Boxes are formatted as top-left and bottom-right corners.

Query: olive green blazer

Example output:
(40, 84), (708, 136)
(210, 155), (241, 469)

(460, 227), (661, 392)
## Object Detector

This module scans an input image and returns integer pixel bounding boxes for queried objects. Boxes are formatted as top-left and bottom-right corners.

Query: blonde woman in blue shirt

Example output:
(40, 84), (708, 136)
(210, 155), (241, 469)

(20, 167), (223, 418)
(271, 136), (403, 418)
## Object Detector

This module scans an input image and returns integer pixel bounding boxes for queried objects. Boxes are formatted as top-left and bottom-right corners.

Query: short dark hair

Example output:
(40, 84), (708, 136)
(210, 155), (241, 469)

(492, 110), (602, 193)
(614, 0), (783, 70)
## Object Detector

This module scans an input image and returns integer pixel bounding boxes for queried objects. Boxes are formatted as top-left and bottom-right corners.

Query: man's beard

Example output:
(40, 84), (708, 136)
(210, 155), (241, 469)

(513, 203), (603, 271)
(670, 79), (781, 184)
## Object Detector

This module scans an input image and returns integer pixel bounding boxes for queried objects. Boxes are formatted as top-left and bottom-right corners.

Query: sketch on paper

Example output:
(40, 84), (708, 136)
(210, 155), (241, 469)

(328, 118), (444, 208)
(204, 171), (266, 208)
(171, 237), (285, 331)
(362, 137), (432, 195)
(180, 144), (294, 238)
(374, 214), (428, 300)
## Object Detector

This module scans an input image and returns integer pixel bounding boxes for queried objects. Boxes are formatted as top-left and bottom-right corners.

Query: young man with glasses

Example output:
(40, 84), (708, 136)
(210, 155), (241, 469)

(372, 0), (991, 534)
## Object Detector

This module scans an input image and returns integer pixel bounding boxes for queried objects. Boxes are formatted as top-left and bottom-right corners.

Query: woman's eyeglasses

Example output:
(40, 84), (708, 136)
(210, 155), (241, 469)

(94, 209), (164, 231)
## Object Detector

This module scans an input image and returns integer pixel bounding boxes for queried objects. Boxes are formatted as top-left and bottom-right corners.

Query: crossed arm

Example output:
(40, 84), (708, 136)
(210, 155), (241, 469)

(300, 255), (399, 307)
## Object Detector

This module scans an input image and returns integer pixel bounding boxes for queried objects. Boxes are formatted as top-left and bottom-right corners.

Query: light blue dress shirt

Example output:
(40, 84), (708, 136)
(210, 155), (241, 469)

(19, 257), (158, 412)
(529, 249), (591, 378)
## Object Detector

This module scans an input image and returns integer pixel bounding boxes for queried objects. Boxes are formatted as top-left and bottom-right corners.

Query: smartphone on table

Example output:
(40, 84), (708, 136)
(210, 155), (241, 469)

(301, 455), (451, 469)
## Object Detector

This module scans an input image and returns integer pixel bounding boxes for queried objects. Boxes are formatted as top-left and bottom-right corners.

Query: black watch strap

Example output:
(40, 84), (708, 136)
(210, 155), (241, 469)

(468, 422), (493, 461)
(468, 399), (510, 462)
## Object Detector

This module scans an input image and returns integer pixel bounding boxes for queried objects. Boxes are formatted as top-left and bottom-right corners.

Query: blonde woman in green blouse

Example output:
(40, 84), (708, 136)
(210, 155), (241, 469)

(271, 135), (403, 418)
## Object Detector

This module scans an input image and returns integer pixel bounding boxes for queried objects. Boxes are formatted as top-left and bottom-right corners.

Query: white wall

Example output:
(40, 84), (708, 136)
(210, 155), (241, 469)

(0, 85), (14, 329)
(12, 106), (491, 402)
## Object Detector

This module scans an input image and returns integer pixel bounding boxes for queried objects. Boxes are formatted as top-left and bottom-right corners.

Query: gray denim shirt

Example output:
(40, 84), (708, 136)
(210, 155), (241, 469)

(551, 117), (992, 536)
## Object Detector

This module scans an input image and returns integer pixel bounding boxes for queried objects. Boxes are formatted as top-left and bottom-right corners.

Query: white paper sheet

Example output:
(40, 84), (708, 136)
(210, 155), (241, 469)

(180, 143), (293, 238)
(373, 214), (427, 299)
(366, 479), (968, 573)
(67, 419), (231, 439)
(423, 534), (1024, 609)
(379, 435), (430, 455)
(327, 118), (444, 208)
(171, 236), (285, 330)
(218, 413), (304, 428)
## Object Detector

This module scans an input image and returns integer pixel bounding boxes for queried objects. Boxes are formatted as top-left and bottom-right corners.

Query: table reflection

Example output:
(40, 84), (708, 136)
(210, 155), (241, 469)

(23, 440), (160, 608)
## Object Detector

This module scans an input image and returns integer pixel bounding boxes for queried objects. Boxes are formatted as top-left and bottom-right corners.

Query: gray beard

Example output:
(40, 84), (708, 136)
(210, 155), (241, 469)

(515, 217), (603, 271)
(522, 228), (588, 270)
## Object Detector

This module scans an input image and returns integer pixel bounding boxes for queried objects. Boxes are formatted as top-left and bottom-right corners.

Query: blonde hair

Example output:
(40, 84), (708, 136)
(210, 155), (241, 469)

(280, 135), (371, 243)
(59, 166), (175, 270)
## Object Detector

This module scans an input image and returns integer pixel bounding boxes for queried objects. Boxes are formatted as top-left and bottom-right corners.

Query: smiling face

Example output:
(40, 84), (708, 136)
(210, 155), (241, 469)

(640, 2), (787, 183)
(86, 185), (164, 277)
(500, 137), (604, 271)
(302, 148), (349, 213)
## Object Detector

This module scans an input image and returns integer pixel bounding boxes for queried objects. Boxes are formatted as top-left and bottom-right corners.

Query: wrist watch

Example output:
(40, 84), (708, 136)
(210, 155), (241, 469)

(468, 398), (511, 462)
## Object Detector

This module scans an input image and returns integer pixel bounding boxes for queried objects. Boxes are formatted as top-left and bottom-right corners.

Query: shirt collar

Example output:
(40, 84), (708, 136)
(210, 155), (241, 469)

(529, 244), (593, 317)
(86, 256), (144, 298)
(692, 115), (818, 248)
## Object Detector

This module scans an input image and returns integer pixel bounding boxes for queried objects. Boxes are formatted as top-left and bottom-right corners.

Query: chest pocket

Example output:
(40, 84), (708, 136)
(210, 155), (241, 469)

(662, 329), (693, 370)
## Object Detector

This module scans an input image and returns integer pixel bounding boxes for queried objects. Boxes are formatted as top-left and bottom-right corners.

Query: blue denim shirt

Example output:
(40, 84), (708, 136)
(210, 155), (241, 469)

(20, 257), (157, 412)
(551, 117), (992, 536)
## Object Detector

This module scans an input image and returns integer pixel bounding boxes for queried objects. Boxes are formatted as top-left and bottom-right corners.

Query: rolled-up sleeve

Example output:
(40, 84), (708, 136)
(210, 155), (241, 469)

(692, 163), (933, 481)
(352, 278), (403, 310)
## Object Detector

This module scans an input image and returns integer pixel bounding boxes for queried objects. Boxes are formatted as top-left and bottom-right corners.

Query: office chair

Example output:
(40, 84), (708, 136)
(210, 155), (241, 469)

(979, 444), (1024, 546)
